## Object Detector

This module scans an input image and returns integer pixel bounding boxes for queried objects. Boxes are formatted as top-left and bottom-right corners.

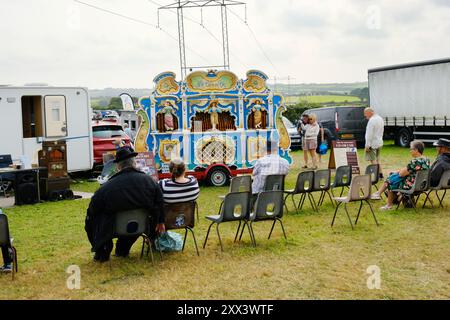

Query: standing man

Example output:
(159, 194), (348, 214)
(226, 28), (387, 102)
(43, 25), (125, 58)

(252, 140), (290, 193)
(364, 107), (385, 178)
(430, 138), (450, 188)
(85, 146), (165, 262)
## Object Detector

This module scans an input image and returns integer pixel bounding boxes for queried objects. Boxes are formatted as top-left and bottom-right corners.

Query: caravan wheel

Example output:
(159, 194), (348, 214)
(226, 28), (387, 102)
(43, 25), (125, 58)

(207, 167), (230, 187)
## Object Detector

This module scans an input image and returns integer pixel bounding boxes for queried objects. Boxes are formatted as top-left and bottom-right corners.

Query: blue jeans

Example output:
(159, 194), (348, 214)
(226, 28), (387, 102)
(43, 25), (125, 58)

(1, 245), (12, 265)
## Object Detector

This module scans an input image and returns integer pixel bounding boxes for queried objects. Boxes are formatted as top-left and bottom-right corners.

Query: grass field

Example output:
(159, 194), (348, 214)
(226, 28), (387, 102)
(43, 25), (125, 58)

(285, 95), (361, 105)
(1, 142), (450, 299)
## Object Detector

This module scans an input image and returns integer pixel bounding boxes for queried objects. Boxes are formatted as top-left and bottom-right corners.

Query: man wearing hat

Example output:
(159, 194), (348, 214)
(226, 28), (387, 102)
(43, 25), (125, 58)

(430, 138), (450, 188)
(85, 146), (165, 262)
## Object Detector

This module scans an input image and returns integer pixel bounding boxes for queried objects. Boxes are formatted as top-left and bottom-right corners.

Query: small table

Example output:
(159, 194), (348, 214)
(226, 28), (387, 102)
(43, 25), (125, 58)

(0, 167), (47, 204)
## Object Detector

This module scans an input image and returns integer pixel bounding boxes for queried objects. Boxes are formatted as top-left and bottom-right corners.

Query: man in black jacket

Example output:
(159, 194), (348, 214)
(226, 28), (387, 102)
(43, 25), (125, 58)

(430, 138), (450, 188)
(85, 147), (165, 262)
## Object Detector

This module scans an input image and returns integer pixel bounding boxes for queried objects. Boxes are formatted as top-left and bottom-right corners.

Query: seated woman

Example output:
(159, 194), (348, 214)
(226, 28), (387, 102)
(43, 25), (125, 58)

(372, 140), (430, 210)
(159, 159), (200, 204)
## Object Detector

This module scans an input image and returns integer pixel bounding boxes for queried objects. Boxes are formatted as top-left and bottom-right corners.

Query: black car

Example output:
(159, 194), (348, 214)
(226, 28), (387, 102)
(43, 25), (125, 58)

(302, 106), (368, 147)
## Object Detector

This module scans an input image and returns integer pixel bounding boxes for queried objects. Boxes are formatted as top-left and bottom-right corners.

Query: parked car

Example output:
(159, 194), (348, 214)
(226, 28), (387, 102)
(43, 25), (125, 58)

(282, 116), (302, 150)
(303, 106), (367, 147)
(92, 121), (132, 170)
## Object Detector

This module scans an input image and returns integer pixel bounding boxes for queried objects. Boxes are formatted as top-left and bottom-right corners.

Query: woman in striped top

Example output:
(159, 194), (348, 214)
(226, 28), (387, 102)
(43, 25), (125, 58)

(158, 159), (200, 203)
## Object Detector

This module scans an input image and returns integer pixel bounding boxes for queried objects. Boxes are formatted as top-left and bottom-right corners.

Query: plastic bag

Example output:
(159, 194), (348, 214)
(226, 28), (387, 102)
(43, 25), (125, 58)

(155, 231), (183, 252)
(318, 142), (328, 155)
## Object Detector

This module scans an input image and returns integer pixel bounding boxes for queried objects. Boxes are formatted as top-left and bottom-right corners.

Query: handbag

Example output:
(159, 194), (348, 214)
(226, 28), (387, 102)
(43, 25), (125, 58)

(388, 172), (404, 188)
(318, 142), (328, 155)
(155, 231), (183, 252)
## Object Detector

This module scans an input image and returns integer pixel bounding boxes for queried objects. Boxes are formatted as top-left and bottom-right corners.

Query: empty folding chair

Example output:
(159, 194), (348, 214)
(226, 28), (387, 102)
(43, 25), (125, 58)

(203, 192), (251, 251)
(164, 201), (199, 256)
(0, 213), (18, 280)
(423, 169), (450, 209)
(264, 174), (285, 191)
(392, 170), (430, 211)
(113, 209), (162, 265)
(244, 191), (286, 247)
(311, 169), (335, 208)
(218, 176), (252, 200)
(365, 164), (381, 191)
(331, 165), (352, 198)
(331, 175), (378, 230)
(283, 171), (317, 213)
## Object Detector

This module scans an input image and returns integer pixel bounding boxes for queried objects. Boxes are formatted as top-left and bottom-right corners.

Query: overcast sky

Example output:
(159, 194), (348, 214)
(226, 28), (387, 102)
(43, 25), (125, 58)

(1, 0), (449, 88)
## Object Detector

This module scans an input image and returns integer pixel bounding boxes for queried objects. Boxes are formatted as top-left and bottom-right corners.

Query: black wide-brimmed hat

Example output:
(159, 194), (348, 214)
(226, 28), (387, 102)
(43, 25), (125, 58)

(433, 138), (450, 148)
(113, 146), (138, 163)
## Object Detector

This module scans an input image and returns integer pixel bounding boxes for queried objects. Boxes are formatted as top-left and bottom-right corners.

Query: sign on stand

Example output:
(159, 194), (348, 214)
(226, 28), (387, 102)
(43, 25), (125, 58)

(328, 140), (360, 174)
(135, 152), (159, 182)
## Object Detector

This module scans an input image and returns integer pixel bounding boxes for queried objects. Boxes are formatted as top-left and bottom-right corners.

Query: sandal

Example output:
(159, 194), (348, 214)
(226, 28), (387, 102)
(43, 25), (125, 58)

(380, 205), (393, 211)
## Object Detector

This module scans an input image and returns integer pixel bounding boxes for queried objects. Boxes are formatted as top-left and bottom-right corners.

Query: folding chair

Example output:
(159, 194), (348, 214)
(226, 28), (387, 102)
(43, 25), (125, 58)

(331, 175), (378, 230)
(331, 165), (352, 198)
(365, 164), (381, 191)
(244, 191), (286, 247)
(283, 171), (317, 213)
(264, 174), (285, 191)
(423, 169), (450, 209)
(164, 202), (199, 256)
(113, 209), (162, 265)
(203, 192), (251, 251)
(0, 213), (18, 280)
(0, 175), (12, 198)
(218, 176), (252, 200)
(312, 169), (335, 208)
(392, 170), (430, 211)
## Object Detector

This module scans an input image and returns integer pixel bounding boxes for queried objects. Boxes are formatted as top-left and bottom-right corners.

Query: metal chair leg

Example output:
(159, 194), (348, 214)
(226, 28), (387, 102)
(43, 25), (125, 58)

(326, 190), (335, 207)
(439, 190), (447, 208)
(216, 223), (224, 252)
(354, 201), (364, 225)
(366, 200), (379, 226)
(331, 202), (342, 227)
(308, 193), (318, 212)
(186, 227), (200, 256)
(234, 221), (242, 242)
(278, 218), (287, 240)
(268, 219), (277, 239)
(344, 203), (354, 230)
(195, 202), (200, 222)
(248, 222), (256, 247)
(203, 221), (215, 249)
(182, 228), (188, 252)
(422, 190), (434, 209)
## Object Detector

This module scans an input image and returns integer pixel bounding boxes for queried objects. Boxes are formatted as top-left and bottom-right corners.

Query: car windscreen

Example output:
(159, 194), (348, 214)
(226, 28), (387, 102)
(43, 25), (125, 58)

(93, 126), (126, 139)
(282, 117), (295, 128)
(337, 107), (366, 129)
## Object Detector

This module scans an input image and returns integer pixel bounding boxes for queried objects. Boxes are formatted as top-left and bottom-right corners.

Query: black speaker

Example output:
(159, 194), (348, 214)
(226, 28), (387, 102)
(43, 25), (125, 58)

(14, 171), (39, 205)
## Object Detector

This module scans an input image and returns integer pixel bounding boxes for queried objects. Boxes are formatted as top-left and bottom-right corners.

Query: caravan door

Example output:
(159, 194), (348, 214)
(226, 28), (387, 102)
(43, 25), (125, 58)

(44, 96), (67, 137)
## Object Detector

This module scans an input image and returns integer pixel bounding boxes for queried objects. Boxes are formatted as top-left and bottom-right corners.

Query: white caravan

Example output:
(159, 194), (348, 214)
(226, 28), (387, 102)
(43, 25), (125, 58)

(0, 86), (93, 172)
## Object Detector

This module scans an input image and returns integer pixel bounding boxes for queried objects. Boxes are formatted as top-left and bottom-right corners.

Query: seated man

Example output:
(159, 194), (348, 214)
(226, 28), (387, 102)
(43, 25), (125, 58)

(0, 210), (13, 273)
(252, 140), (290, 194)
(430, 138), (450, 188)
(85, 147), (165, 262)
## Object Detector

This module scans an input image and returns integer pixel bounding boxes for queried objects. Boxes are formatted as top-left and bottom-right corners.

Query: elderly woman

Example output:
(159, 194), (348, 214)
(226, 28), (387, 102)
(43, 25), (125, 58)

(158, 159), (200, 204)
(303, 113), (320, 169)
(372, 140), (430, 210)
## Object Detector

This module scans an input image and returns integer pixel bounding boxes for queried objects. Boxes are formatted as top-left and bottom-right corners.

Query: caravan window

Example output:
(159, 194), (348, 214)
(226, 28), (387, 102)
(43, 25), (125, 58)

(44, 96), (67, 138)
(21, 96), (44, 138)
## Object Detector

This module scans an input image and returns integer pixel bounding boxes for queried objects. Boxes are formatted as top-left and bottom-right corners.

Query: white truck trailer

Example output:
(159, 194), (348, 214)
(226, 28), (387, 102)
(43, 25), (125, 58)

(0, 86), (93, 172)
(368, 58), (450, 147)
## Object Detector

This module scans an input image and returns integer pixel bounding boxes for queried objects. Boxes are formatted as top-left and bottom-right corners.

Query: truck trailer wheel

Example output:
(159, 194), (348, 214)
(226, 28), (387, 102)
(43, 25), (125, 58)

(396, 128), (413, 148)
(207, 167), (230, 187)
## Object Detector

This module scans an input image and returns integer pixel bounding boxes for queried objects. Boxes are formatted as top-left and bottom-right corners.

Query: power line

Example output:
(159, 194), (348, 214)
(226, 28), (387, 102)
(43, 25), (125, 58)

(73, 0), (212, 66)
(149, 0), (250, 71)
(227, 6), (280, 76)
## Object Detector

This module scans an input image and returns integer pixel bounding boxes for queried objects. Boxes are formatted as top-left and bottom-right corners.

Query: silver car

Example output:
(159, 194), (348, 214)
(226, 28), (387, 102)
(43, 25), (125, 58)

(282, 116), (302, 150)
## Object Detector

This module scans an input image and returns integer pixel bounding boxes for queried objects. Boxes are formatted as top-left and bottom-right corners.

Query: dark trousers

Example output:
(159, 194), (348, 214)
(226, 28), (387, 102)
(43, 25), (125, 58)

(1, 245), (12, 265)
(94, 236), (139, 261)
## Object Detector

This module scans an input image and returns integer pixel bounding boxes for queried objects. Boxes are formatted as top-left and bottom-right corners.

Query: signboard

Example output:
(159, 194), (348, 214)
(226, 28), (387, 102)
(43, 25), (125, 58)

(135, 152), (159, 182)
(328, 140), (360, 174)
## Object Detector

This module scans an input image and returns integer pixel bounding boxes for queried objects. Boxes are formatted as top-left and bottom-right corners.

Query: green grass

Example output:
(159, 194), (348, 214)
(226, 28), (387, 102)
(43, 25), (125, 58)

(286, 95), (361, 105)
(1, 142), (449, 299)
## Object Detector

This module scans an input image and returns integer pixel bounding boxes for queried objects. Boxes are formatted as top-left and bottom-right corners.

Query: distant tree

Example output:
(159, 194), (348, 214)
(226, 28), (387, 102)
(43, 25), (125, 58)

(350, 87), (369, 102)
